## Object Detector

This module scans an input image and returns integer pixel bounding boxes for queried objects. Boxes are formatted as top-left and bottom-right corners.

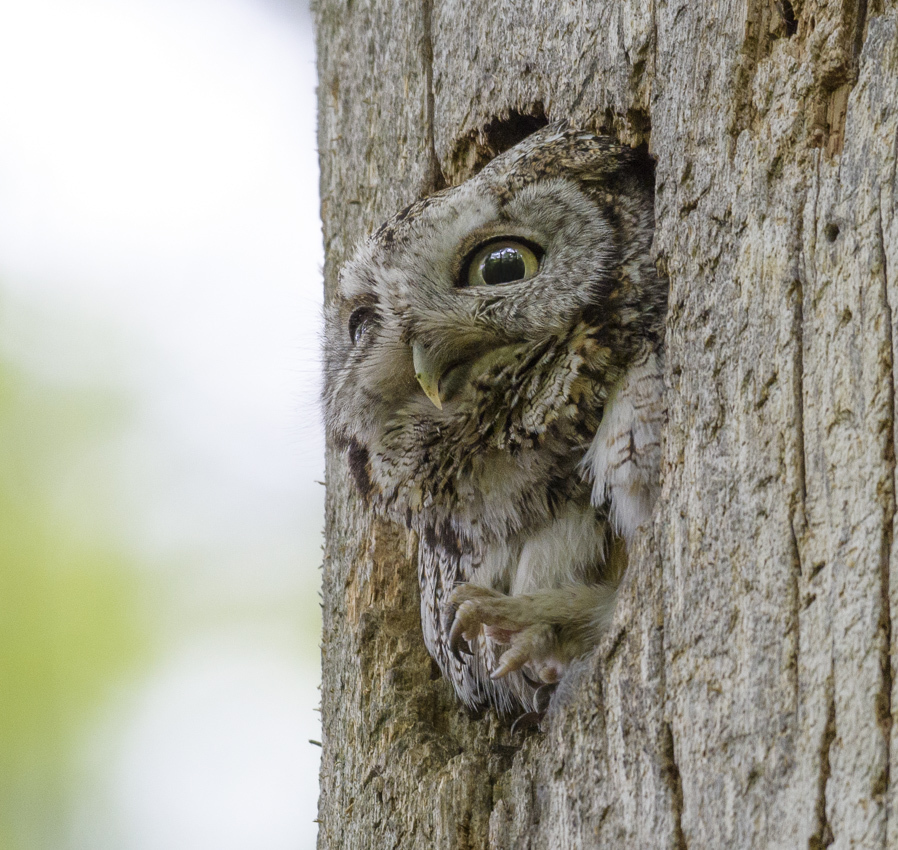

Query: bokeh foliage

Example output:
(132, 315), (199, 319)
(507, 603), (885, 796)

(0, 350), (147, 850)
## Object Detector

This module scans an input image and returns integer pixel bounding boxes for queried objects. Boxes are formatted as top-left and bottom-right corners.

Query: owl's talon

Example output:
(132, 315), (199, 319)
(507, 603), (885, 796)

(534, 683), (556, 714)
(510, 711), (543, 735)
(449, 612), (476, 659)
(451, 636), (474, 660)
(520, 668), (542, 689)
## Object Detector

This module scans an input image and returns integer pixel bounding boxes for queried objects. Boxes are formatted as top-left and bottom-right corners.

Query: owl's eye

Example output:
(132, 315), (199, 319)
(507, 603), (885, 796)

(348, 306), (375, 345)
(465, 239), (542, 287)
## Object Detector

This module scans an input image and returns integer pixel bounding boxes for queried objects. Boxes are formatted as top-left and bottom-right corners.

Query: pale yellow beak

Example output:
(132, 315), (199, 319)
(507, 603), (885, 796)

(412, 342), (443, 410)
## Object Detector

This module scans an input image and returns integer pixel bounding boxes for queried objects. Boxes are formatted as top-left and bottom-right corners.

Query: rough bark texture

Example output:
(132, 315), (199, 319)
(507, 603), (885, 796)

(315, 1), (898, 847)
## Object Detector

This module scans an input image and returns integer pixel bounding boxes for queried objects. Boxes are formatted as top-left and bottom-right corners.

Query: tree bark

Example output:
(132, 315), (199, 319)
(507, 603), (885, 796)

(314, 1), (898, 847)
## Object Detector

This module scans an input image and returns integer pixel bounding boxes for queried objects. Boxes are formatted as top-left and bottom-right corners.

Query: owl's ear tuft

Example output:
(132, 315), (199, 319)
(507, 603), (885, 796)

(347, 440), (373, 501)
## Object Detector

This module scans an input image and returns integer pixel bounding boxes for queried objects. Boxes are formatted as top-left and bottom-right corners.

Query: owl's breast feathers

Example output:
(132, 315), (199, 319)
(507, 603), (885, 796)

(364, 308), (642, 546)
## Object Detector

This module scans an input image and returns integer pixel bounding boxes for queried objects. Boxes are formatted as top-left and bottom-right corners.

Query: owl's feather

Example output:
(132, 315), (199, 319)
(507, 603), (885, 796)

(582, 347), (665, 540)
(324, 123), (666, 716)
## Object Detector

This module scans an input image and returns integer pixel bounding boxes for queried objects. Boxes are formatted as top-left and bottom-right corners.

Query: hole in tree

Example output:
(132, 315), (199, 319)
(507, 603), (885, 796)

(625, 141), (656, 195)
(448, 106), (549, 180)
(824, 222), (840, 242)
(780, 0), (798, 37)
(479, 109), (549, 157)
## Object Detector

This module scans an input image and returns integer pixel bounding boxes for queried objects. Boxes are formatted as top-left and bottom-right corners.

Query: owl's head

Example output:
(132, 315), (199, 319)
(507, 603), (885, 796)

(323, 124), (663, 528)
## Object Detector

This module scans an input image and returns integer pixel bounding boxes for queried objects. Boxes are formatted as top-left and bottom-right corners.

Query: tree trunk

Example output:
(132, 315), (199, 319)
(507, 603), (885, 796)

(314, 1), (898, 847)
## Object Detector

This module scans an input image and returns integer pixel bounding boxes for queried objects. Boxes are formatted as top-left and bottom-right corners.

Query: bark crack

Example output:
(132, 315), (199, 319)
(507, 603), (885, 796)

(874, 195), (895, 815)
(852, 0), (870, 64)
(788, 519), (802, 707)
(421, 0), (445, 193)
(809, 674), (836, 850)
(792, 257), (808, 515)
(661, 721), (687, 850)
(789, 204), (808, 706)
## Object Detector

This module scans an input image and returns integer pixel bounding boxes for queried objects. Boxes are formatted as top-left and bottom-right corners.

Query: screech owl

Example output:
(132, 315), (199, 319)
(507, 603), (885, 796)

(324, 123), (666, 718)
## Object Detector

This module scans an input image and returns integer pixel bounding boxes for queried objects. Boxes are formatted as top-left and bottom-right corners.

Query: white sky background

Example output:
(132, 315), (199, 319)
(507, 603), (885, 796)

(0, 0), (324, 847)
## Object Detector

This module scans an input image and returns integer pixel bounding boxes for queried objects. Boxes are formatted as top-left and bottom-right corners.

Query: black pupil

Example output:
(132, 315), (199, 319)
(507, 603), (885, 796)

(349, 308), (371, 344)
(480, 247), (525, 285)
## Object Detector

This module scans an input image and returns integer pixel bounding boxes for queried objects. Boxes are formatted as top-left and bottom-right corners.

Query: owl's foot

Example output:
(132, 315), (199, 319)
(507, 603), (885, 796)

(447, 585), (558, 681)
(446, 583), (614, 683)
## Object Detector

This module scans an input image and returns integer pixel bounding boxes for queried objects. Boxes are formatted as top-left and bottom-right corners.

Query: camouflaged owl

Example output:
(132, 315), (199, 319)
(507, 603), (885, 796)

(324, 123), (666, 719)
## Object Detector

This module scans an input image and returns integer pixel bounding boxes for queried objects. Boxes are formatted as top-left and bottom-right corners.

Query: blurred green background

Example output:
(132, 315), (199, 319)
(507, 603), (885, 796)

(0, 1), (323, 848)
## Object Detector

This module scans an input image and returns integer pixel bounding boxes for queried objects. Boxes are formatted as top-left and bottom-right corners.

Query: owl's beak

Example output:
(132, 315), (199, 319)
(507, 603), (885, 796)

(412, 342), (444, 410)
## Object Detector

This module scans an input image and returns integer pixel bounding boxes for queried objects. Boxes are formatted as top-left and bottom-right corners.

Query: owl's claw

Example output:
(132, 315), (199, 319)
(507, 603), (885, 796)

(511, 711), (543, 735)
(520, 668), (542, 689)
(445, 586), (501, 662)
(451, 633), (474, 660)
(534, 682), (556, 714)
(508, 683), (555, 734)
(448, 608), (475, 659)
(490, 623), (556, 679)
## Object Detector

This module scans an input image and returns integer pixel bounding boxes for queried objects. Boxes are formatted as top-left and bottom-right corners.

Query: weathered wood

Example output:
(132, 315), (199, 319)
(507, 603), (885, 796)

(315, 1), (898, 846)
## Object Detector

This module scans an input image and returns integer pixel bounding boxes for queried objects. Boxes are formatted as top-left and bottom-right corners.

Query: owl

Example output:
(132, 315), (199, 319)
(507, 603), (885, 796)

(324, 123), (666, 719)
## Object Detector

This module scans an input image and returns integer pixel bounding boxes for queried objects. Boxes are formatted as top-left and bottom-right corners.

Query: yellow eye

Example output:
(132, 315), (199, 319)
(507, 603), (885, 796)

(466, 240), (542, 287)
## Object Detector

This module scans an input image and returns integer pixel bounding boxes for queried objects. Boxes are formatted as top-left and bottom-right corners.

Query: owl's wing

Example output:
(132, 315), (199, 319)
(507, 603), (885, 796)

(580, 346), (665, 541)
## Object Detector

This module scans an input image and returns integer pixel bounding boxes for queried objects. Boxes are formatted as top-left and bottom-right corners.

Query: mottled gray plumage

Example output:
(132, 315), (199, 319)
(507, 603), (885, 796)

(324, 124), (667, 715)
